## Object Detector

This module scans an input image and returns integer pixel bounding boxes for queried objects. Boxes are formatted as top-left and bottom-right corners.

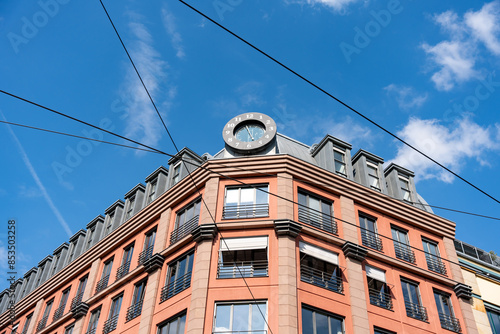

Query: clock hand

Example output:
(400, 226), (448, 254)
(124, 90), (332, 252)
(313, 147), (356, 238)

(245, 125), (255, 141)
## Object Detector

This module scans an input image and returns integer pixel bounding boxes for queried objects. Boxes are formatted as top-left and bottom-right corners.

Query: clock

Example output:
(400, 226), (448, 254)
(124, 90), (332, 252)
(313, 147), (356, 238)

(222, 113), (277, 153)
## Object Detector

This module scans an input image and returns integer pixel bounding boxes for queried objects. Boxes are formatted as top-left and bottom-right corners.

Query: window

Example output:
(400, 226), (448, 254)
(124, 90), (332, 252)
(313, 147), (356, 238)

(148, 180), (158, 203)
(366, 265), (392, 310)
(64, 324), (75, 334)
(103, 294), (123, 334)
(10, 323), (18, 334)
(298, 191), (336, 234)
(302, 305), (344, 334)
(172, 163), (181, 185)
(487, 308), (500, 334)
(20, 275), (30, 298)
(105, 213), (115, 235)
(51, 253), (61, 275)
(86, 227), (95, 250)
(213, 301), (267, 333)
(422, 239), (447, 275)
(20, 313), (32, 334)
(85, 308), (101, 334)
(299, 242), (342, 293)
(217, 237), (268, 279)
(71, 275), (88, 310)
(53, 287), (71, 321)
(391, 227), (415, 264)
(69, 241), (77, 261)
(126, 280), (147, 321)
(139, 229), (156, 266)
(117, 244), (134, 280)
(171, 198), (201, 244)
(126, 196), (136, 220)
(223, 185), (269, 219)
(401, 279), (427, 321)
(95, 258), (114, 293)
(359, 215), (382, 251)
(434, 291), (461, 332)
(367, 162), (381, 191)
(161, 251), (194, 302)
(399, 176), (411, 202)
(37, 299), (53, 331)
(333, 149), (347, 177)
(157, 312), (186, 334)
(35, 263), (45, 287)
(374, 328), (396, 334)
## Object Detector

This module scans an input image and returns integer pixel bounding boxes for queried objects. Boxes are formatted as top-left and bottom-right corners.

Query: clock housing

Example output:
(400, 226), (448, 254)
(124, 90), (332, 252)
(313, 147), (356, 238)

(222, 113), (277, 154)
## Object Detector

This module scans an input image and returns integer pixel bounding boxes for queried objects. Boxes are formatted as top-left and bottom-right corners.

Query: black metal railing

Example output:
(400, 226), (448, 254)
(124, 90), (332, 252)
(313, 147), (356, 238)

(222, 203), (269, 219)
(160, 271), (192, 302)
(300, 265), (343, 293)
(116, 261), (131, 280)
(126, 299), (143, 322)
(361, 230), (383, 251)
(138, 246), (154, 266)
(95, 275), (110, 294)
(404, 301), (428, 321)
(393, 242), (416, 264)
(102, 314), (119, 334)
(170, 215), (199, 244)
(52, 304), (66, 321)
(425, 254), (447, 275)
(84, 328), (96, 334)
(298, 207), (337, 234)
(438, 312), (462, 333)
(36, 315), (49, 331)
(369, 288), (392, 310)
(217, 260), (268, 279)
(71, 291), (84, 310)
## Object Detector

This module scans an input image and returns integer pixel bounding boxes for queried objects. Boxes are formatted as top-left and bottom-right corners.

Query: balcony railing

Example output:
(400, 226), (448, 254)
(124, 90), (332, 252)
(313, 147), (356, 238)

(298, 207), (337, 234)
(116, 261), (131, 280)
(393, 242), (416, 264)
(138, 246), (154, 266)
(404, 301), (428, 322)
(217, 260), (268, 279)
(222, 203), (269, 219)
(160, 271), (192, 302)
(361, 230), (383, 251)
(52, 304), (66, 321)
(71, 291), (84, 310)
(369, 288), (392, 310)
(454, 239), (500, 268)
(425, 254), (447, 275)
(95, 274), (110, 294)
(170, 215), (199, 244)
(438, 312), (462, 333)
(36, 315), (49, 331)
(126, 299), (143, 322)
(300, 265), (343, 293)
(84, 328), (96, 334)
(102, 314), (119, 334)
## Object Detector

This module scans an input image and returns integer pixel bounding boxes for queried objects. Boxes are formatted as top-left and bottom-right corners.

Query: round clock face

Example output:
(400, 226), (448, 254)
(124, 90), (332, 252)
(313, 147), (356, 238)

(222, 113), (277, 153)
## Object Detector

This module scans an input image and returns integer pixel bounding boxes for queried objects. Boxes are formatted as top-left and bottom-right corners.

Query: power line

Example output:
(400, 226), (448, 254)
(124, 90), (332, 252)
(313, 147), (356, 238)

(177, 0), (500, 206)
(0, 120), (161, 154)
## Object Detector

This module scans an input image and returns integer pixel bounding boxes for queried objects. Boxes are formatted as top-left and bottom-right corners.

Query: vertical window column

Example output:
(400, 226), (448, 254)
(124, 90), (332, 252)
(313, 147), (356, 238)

(161, 251), (194, 302)
(434, 291), (461, 333)
(366, 265), (392, 310)
(401, 279), (427, 322)
(359, 215), (383, 251)
(223, 185), (269, 219)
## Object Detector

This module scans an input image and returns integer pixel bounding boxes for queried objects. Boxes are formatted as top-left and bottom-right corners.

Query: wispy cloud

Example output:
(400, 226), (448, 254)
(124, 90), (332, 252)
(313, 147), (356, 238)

(161, 6), (185, 59)
(384, 84), (428, 110)
(120, 19), (175, 149)
(389, 117), (499, 183)
(423, 2), (500, 91)
(318, 116), (374, 148)
(1, 113), (73, 237)
(284, 0), (360, 13)
(18, 185), (43, 198)
(210, 81), (266, 117)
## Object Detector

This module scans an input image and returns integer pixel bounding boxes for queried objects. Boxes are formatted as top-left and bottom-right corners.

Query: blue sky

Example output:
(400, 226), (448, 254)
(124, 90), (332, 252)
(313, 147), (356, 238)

(1, 0), (500, 291)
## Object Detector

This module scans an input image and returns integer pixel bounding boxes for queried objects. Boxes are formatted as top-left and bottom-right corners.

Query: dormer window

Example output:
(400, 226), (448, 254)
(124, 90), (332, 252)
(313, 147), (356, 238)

(367, 162), (381, 191)
(148, 180), (158, 204)
(126, 196), (136, 220)
(399, 176), (411, 202)
(86, 227), (95, 250)
(333, 149), (347, 177)
(172, 163), (181, 185)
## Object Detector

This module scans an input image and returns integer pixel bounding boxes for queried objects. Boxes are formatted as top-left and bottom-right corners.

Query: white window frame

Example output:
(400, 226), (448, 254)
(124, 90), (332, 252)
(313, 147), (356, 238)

(212, 300), (268, 333)
(333, 147), (347, 177)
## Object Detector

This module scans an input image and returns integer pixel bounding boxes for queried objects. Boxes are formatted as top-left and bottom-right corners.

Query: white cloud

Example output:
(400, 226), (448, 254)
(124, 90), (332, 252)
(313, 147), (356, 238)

(285, 0), (359, 13)
(161, 6), (185, 59)
(423, 2), (500, 90)
(319, 116), (373, 147)
(465, 1), (500, 55)
(121, 20), (174, 149)
(389, 117), (499, 183)
(18, 185), (43, 198)
(384, 84), (428, 110)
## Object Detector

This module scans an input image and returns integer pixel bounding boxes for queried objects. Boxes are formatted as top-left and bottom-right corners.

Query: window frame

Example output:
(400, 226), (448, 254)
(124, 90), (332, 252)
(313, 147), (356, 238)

(157, 311), (187, 334)
(333, 148), (347, 177)
(212, 300), (268, 334)
(297, 189), (336, 234)
(126, 196), (136, 219)
(359, 214), (383, 251)
(391, 226), (415, 264)
(171, 162), (182, 185)
(401, 278), (427, 322)
(301, 304), (345, 334)
(367, 161), (381, 191)
(399, 175), (412, 202)
(161, 250), (195, 301)
(223, 184), (269, 219)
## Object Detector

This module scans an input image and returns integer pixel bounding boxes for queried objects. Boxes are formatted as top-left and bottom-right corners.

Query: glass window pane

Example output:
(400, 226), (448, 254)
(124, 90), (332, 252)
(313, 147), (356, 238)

(226, 189), (238, 204)
(309, 197), (320, 212)
(214, 304), (231, 332)
(302, 308), (314, 334)
(315, 312), (329, 333)
(256, 186), (268, 204)
(233, 304), (249, 331)
(298, 192), (307, 206)
(251, 303), (266, 331)
(330, 316), (343, 334)
(240, 188), (254, 205)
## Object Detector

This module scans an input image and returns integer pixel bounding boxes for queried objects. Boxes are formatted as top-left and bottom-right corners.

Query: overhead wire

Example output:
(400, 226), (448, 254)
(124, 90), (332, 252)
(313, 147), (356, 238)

(177, 0), (500, 206)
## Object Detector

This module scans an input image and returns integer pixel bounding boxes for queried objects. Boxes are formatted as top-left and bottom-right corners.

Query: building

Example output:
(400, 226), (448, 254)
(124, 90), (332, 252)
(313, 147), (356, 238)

(0, 112), (479, 334)
(454, 240), (500, 334)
